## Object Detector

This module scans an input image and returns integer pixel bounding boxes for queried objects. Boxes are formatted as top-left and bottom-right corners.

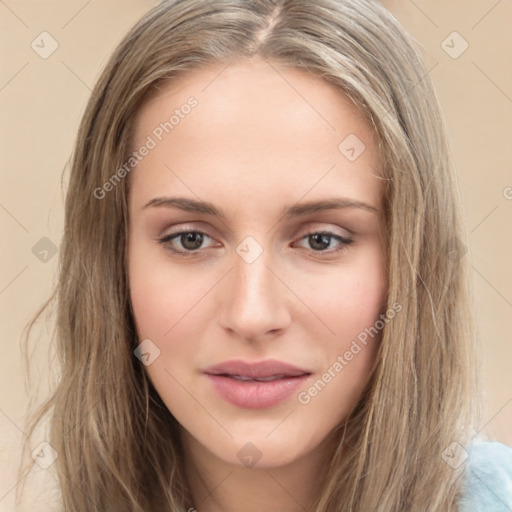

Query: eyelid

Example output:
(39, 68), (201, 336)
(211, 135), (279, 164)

(157, 223), (215, 241)
(295, 222), (353, 238)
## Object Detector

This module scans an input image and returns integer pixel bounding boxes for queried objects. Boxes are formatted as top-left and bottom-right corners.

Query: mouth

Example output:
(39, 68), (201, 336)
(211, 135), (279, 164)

(204, 358), (311, 379)
(203, 359), (312, 409)
(216, 374), (304, 382)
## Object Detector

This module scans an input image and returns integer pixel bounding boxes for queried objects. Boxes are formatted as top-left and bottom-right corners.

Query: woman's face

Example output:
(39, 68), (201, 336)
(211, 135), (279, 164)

(127, 57), (387, 469)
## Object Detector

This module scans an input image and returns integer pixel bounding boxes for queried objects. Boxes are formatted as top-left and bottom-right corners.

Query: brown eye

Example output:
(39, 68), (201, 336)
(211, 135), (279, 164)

(295, 231), (353, 253)
(308, 233), (332, 251)
(158, 230), (213, 254)
(178, 232), (205, 251)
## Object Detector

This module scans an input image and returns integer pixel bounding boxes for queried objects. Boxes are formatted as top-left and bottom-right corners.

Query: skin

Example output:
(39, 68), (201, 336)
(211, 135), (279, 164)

(127, 56), (387, 512)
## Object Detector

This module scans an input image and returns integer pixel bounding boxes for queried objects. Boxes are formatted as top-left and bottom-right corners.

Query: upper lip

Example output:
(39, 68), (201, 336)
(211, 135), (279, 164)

(203, 359), (311, 378)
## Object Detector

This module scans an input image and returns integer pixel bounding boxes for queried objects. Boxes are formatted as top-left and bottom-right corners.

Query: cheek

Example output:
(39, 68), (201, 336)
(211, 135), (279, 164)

(296, 242), (387, 345)
(128, 247), (209, 421)
(296, 246), (386, 412)
(128, 243), (210, 340)
(128, 240), (223, 384)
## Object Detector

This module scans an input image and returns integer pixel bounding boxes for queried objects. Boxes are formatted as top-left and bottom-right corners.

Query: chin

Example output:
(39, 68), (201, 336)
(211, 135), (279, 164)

(202, 425), (321, 470)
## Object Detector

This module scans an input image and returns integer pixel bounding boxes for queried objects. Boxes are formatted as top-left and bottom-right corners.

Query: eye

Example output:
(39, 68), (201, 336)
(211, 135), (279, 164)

(158, 230), (215, 254)
(293, 231), (353, 254)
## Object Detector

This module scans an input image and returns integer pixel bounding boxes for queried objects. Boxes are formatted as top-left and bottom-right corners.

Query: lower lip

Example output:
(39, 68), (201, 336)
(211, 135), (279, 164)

(205, 374), (310, 409)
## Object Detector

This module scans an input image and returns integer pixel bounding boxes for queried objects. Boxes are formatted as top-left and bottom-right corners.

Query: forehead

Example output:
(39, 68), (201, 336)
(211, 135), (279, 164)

(129, 57), (383, 212)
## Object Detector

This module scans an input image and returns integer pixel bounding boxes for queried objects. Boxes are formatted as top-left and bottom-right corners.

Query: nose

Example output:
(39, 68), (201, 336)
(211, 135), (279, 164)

(218, 244), (292, 344)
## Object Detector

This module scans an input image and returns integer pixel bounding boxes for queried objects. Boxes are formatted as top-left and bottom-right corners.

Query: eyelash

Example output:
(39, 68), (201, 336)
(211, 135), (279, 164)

(157, 229), (353, 256)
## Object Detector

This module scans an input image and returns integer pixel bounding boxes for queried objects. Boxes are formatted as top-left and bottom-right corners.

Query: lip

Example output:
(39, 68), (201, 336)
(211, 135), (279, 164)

(203, 359), (312, 409)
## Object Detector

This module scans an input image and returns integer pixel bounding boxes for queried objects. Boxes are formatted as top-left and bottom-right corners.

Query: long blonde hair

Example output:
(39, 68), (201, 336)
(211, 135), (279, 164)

(21, 0), (480, 510)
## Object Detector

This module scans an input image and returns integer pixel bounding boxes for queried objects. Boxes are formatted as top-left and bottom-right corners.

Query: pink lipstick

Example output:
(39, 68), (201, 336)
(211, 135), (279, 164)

(203, 359), (312, 409)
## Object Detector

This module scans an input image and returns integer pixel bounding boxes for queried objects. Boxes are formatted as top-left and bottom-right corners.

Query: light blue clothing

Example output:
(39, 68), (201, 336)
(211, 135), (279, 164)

(459, 440), (512, 511)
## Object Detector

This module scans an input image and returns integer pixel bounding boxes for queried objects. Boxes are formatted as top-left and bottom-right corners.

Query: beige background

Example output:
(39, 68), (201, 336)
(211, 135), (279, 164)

(1, 0), (511, 508)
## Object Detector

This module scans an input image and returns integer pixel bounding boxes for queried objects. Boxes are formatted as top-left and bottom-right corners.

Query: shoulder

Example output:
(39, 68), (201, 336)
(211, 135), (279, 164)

(459, 440), (512, 512)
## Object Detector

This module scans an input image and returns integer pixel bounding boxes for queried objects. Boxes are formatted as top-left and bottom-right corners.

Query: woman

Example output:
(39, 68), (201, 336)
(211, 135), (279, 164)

(20, 0), (512, 510)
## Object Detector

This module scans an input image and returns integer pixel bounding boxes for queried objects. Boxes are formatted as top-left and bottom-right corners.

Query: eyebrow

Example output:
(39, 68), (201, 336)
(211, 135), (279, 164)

(142, 196), (379, 219)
